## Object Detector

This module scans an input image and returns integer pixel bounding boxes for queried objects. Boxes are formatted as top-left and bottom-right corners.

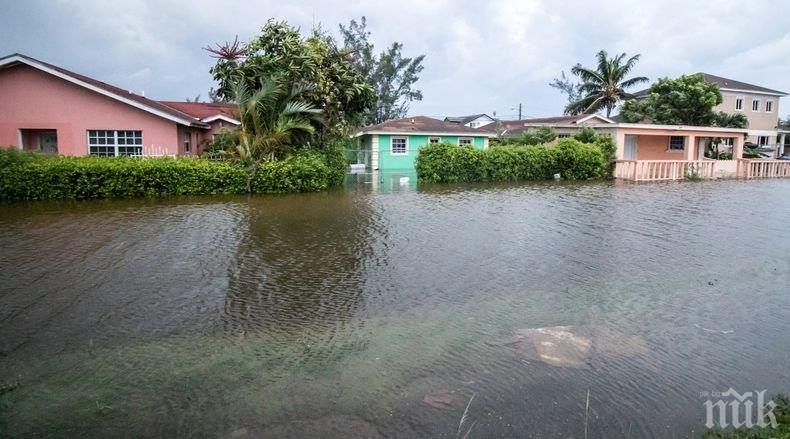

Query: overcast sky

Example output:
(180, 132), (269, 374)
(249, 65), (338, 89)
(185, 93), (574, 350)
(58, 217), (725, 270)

(2, 0), (789, 120)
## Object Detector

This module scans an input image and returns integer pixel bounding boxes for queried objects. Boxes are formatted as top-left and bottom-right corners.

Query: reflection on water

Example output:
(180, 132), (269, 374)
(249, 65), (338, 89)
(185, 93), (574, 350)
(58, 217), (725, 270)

(1, 179), (789, 437)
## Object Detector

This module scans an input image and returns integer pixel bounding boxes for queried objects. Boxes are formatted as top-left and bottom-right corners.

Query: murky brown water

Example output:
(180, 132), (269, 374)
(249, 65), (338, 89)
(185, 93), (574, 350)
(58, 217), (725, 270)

(1, 178), (789, 438)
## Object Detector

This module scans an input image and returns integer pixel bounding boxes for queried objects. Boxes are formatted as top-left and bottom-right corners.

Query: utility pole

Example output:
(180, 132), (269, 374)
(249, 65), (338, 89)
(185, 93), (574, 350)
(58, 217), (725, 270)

(518, 103), (522, 120)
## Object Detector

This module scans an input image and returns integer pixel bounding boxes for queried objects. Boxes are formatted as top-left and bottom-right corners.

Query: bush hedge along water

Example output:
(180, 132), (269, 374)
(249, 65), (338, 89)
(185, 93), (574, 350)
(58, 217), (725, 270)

(415, 139), (610, 183)
(0, 149), (346, 200)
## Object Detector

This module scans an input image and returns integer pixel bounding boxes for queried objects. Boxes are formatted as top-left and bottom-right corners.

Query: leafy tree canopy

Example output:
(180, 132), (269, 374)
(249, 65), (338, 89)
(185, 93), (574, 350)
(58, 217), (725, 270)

(207, 20), (375, 136)
(620, 74), (723, 125)
(339, 17), (426, 125)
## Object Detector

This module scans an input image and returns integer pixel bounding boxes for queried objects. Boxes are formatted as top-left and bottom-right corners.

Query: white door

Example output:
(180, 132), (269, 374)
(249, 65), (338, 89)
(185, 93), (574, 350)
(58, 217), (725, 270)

(624, 135), (637, 160)
(698, 138), (707, 160)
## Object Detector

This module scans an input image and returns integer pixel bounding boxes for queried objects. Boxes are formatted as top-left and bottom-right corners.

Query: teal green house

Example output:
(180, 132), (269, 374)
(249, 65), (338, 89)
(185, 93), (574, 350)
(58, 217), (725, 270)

(354, 116), (494, 171)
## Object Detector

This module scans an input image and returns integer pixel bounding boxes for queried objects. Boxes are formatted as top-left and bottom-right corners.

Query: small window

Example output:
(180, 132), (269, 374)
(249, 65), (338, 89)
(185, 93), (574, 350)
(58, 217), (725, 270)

(428, 137), (441, 144)
(391, 137), (407, 155)
(469, 122), (479, 128)
(765, 101), (773, 113)
(458, 137), (473, 146)
(557, 134), (570, 138)
(720, 138), (733, 146)
(758, 136), (769, 146)
(668, 136), (685, 151)
(735, 97), (744, 111)
(183, 132), (191, 153)
(752, 99), (760, 112)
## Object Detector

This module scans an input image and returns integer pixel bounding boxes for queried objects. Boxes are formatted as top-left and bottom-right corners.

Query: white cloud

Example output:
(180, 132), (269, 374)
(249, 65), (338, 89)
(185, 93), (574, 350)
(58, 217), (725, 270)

(2, 0), (790, 118)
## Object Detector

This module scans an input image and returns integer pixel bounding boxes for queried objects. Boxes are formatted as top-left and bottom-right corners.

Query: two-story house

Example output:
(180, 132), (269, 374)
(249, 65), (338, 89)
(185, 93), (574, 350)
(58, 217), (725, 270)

(636, 73), (787, 152)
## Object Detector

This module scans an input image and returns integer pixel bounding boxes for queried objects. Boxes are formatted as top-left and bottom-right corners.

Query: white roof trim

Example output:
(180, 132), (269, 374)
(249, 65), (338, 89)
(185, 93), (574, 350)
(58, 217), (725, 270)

(719, 87), (787, 97)
(0, 54), (202, 126)
(576, 114), (615, 124)
(356, 130), (496, 138)
(613, 123), (749, 133)
(201, 114), (240, 125)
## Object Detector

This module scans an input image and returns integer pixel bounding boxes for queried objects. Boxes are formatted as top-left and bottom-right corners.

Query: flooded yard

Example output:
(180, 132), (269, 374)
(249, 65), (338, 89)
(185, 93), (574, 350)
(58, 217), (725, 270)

(1, 179), (789, 437)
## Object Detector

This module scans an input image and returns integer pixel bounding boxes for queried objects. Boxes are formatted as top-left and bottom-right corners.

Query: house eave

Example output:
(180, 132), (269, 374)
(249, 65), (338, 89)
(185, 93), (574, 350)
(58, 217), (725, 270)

(0, 54), (203, 127)
(201, 114), (240, 125)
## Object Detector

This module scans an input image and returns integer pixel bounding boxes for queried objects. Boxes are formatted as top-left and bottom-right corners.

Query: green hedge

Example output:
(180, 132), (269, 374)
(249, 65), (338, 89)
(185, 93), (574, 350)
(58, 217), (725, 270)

(415, 139), (609, 183)
(0, 148), (346, 200)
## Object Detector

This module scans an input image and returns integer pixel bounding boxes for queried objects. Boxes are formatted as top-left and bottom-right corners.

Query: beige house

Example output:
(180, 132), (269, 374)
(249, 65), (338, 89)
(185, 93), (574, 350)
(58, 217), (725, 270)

(635, 73), (788, 153)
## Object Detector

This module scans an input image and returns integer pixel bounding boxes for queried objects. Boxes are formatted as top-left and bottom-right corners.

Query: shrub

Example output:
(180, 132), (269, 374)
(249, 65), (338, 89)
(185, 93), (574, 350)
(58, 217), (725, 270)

(415, 140), (608, 184)
(0, 148), (346, 201)
(573, 127), (598, 143)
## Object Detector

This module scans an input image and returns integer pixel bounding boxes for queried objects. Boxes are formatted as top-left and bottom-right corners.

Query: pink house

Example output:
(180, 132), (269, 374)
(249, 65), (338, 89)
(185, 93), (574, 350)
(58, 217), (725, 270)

(0, 53), (239, 157)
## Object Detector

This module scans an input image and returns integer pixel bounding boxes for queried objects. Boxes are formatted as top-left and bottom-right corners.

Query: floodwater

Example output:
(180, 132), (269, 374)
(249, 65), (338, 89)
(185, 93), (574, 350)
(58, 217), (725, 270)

(1, 178), (789, 438)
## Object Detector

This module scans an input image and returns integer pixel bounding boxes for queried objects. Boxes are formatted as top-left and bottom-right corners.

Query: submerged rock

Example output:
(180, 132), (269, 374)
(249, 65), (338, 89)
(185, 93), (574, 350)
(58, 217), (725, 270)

(498, 325), (648, 368)
(422, 390), (470, 410)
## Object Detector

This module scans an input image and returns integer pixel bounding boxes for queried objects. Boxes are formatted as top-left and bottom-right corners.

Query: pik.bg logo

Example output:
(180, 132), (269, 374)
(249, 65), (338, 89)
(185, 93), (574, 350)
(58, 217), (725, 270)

(701, 388), (778, 429)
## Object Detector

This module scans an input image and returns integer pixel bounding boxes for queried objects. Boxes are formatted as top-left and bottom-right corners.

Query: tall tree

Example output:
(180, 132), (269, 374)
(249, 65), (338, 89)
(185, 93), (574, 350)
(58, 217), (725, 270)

(206, 20), (374, 137)
(620, 74), (723, 126)
(549, 71), (583, 103)
(565, 50), (648, 117)
(339, 17), (426, 125)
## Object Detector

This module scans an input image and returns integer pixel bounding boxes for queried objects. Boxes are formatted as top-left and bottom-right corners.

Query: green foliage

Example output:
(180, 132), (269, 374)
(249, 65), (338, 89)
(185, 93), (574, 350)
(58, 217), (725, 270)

(415, 140), (607, 184)
(215, 79), (322, 163)
(619, 98), (652, 123)
(573, 127), (598, 143)
(339, 17), (426, 125)
(502, 126), (557, 146)
(702, 394), (790, 439)
(712, 111), (749, 129)
(0, 149), (346, 201)
(208, 20), (374, 135)
(633, 74), (723, 126)
(565, 50), (648, 117)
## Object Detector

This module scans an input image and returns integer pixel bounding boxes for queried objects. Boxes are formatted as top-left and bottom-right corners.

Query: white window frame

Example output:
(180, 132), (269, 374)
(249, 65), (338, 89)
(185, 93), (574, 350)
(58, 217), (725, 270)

(428, 136), (442, 144)
(752, 98), (760, 112)
(458, 137), (474, 146)
(87, 130), (143, 157)
(757, 136), (769, 146)
(668, 136), (685, 152)
(735, 96), (744, 111)
(765, 100), (773, 113)
(390, 136), (408, 155)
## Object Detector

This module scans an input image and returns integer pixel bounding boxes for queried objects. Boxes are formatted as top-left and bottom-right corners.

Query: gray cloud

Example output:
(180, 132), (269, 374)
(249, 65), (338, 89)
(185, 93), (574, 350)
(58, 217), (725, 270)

(2, 0), (789, 120)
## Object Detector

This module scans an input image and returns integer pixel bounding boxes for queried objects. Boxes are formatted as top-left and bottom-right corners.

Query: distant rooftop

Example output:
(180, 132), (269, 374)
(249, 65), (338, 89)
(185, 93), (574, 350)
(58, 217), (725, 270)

(444, 114), (493, 124)
(359, 116), (493, 135)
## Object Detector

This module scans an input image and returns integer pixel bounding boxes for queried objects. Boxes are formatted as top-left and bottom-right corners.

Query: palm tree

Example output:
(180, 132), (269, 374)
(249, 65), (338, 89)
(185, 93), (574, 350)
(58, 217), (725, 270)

(565, 50), (648, 118)
(227, 79), (323, 165)
(712, 111), (748, 129)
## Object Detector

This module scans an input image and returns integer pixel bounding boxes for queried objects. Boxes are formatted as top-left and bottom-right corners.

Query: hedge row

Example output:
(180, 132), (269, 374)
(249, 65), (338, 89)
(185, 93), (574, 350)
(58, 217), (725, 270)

(415, 139), (610, 183)
(0, 148), (346, 200)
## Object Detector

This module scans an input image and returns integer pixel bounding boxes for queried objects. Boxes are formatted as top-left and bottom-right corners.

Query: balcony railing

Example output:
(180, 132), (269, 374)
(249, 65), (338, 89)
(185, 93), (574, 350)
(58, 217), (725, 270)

(614, 160), (716, 181)
(737, 159), (790, 178)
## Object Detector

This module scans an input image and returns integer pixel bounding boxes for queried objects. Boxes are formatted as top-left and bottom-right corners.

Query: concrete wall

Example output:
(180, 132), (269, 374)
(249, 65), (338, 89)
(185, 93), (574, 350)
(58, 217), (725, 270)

(0, 64), (180, 156)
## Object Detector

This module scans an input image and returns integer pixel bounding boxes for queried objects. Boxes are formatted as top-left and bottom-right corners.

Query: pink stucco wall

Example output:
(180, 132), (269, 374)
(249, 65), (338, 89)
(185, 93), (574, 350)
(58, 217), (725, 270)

(0, 64), (180, 156)
(634, 135), (688, 160)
